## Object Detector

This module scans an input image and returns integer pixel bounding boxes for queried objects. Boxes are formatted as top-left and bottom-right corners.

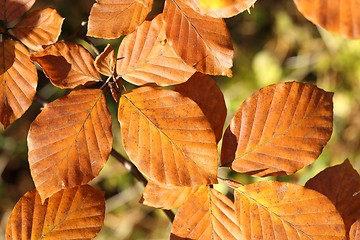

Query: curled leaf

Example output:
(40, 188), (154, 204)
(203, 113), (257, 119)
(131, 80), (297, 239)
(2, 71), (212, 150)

(94, 44), (116, 77)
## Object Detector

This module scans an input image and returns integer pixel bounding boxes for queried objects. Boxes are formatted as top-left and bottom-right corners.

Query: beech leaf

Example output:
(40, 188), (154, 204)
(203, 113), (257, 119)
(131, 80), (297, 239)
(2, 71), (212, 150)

(117, 14), (196, 86)
(350, 220), (360, 240)
(163, 0), (234, 76)
(221, 81), (333, 177)
(118, 86), (218, 186)
(10, 8), (64, 51)
(31, 42), (101, 89)
(0, 39), (37, 128)
(94, 43), (116, 77)
(171, 186), (244, 239)
(6, 185), (105, 239)
(28, 89), (113, 202)
(0, 0), (36, 23)
(235, 181), (346, 239)
(87, 0), (154, 39)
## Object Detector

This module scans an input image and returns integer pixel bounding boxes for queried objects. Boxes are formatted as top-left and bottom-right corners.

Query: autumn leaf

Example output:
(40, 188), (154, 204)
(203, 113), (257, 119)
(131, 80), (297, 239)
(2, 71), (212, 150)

(10, 8), (64, 51)
(221, 81), (333, 177)
(0, 0), (36, 23)
(163, 0), (234, 76)
(294, 0), (360, 39)
(118, 86), (218, 186)
(305, 159), (360, 234)
(6, 185), (105, 239)
(31, 42), (101, 88)
(28, 89), (113, 202)
(87, 0), (154, 39)
(235, 181), (346, 239)
(0, 39), (37, 128)
(350, 220), (360, 240)
(171, 186), (244, 239)
(94, 44), (116, 77)
(117, 14), (196, 86)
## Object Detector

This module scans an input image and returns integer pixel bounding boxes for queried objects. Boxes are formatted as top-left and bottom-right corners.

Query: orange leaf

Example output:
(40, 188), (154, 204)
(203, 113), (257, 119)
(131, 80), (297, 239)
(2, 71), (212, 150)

(0, 0), (36, 23)
(175, 73), (226, 143)
(350, 220), (360, 240)
(221, 81), (333, 177)
(6, 185), (105, 239)
(28, 89), (113, 202)
(10, 8), (64, 51)
(183, 0), (257, 18)
(87, 0), (153, 39)
(305, 159), (360, 234)
(171, 186), (244, 239)
(163, 0), (233, 76)
(294, 0), (360, 39)
(117, 14), (196, 86)
(141, 181), (200, 209)
(235, 181), (346, 239)
(31, 42), (101, 89)
(118, 86), (218, 186)
(94, 43), (116, 77)
(0, 39), (37, 128)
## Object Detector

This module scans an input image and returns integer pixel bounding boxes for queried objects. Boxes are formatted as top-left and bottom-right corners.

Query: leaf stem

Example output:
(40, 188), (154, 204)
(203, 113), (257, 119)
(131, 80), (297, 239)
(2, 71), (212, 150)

(217, 177), (243, 189)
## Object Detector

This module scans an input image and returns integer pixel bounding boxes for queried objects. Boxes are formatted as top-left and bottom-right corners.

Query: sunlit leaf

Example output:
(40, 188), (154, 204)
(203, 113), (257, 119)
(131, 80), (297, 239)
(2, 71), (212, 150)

(294, 0), (360, 39)
(6, 185), (105, 239)
(221, 81), (333, 177)
(117, 14), (196, 86)
(171, 186), (244, 239)
(28, 89), (113, 202)
(163, 0), (233, 76)
(305, 159), (360, 234)
(350, 220), (360, 240)
(94, 44), (116, 77)
(0, 0), (36, 23)
(10, 8), (64, 51)
(175, 73), (226, 143)
(0, 39), (37, 128)
(118, 86), (218, 186)
(31, 42), (101, 89)
(235, 181), (346, 239)
(141, 181), (200, 209)
(87, 0), (154, 39)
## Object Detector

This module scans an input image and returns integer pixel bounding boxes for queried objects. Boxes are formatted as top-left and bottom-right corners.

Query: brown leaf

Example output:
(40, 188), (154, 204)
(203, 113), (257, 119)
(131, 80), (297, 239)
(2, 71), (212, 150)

(87, 0), (154, 39)
(6, 185), (105, 239)
(235, 181), (346, 239)
(31, 42), (101, 88)
(10, 8), (64, 51)
(182, 0), (257, 18)
(294, 0), (360, 39)
(28, 89), (113, 202)
(221, 81), (333, 177)
(163, 0), (233, 76)
(141, 181), (200, 209)
(350, 220), (360, 240)
(171, 186), (244, 240)
(118, 86), (218, 186)
(305, 159), (360, 234)
(117, 14), (196, 86)
(0, 39), (37, 128)
(94, 43), (116, 77)
(0, 0), (36, 23)
(175, 73), (226, 143)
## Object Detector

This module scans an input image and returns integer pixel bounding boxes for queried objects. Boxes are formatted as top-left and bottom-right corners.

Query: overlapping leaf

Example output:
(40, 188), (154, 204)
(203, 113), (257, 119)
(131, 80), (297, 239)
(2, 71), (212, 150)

(305, 159), (360, 234)
(171, 186), (244, 239)
(221, 81), (333, 177)
(118, 86), (218, 186)
(31, 42), (101, 89)
(6, 185), (105, 239)
(235, 181), (345, 239)
(294, 0), (360, 39)
(163, 0), (233, 76)
(0, 0), (36, 23)
(28, 89), (113, 202)
(117, 14), (196, 86)
(0, 39), (37, 128)
(94, 44), (116, 77)
(87, 0), (154, 39)
(10, 8), (64, 51)
(141, 181), (200, 209)
(350, 220), (360, 240)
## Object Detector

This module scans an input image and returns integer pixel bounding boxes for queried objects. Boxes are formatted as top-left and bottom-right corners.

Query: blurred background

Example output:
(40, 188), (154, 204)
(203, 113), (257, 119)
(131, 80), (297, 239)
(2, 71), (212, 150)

(1, 0), (360, 239)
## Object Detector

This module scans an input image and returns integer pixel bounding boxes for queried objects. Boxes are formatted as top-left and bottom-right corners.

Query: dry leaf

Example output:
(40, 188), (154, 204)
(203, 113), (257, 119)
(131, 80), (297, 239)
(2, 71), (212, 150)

(350, 220), (360, 240)
(0, 0), (36, 23)
(94, 44), (116, 77)
(221, 81), (333, 177)
(28, 89), (113, 202)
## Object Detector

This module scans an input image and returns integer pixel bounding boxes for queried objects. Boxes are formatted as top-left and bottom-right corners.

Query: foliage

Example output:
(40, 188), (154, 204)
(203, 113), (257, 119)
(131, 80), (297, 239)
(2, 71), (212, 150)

(1, 0), (360, 239)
